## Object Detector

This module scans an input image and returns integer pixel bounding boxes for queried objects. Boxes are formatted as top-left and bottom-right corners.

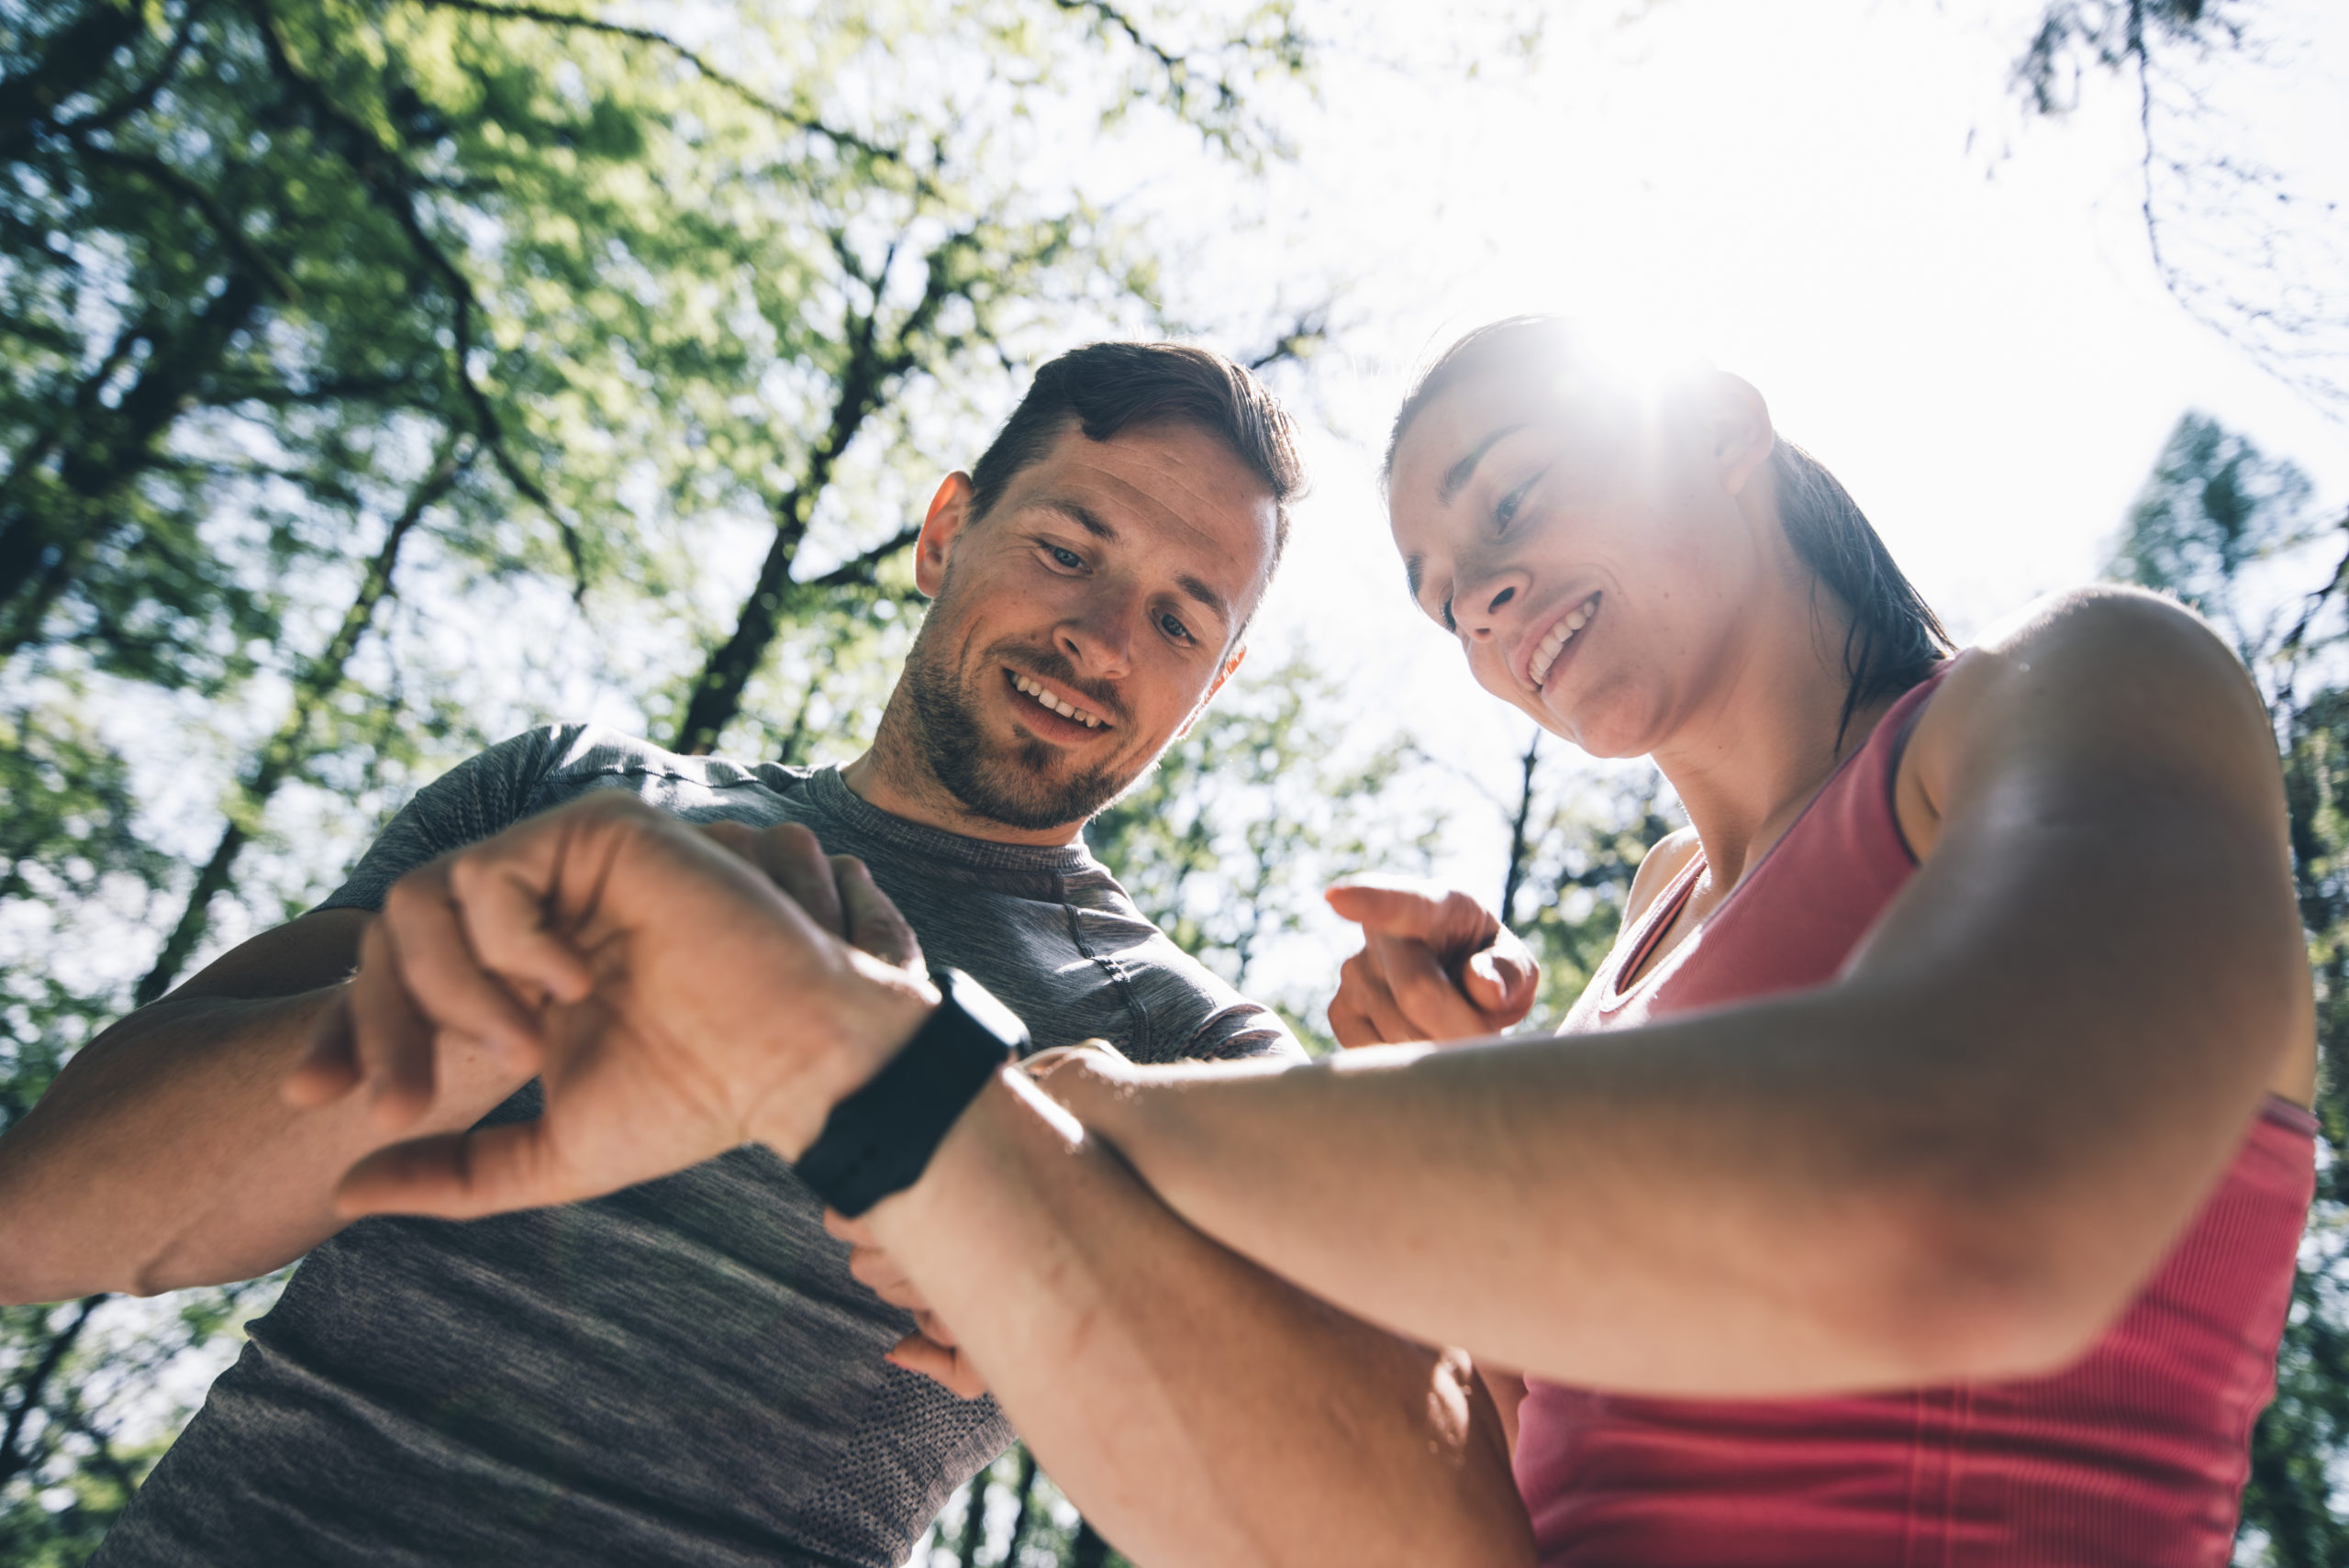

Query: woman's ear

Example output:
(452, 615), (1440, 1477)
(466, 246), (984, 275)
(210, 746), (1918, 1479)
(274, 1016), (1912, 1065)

(1707, 373), (1776, 496)
(914, 473), (976, 598)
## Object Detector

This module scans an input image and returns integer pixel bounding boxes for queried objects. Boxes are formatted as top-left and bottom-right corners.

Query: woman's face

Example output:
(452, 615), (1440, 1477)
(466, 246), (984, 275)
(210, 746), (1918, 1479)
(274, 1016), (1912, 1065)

(1386, 367), (1778, 759)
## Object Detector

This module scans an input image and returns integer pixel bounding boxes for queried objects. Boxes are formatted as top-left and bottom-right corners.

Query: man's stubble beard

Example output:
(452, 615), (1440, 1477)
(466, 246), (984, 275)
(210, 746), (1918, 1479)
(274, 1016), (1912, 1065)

(896, 613), (1143, 833)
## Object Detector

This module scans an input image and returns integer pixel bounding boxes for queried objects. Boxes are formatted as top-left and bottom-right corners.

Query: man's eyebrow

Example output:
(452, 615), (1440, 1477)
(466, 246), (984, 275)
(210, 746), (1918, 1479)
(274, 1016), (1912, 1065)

(1175, 573), (1231, 628)
(1036, 497), (1117, 541)
(1437, 425), (1525, 505)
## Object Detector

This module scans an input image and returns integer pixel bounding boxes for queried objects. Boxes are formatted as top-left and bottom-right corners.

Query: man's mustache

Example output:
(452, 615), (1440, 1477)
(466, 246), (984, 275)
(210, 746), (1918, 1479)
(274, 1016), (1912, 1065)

(995, 645), (1128, 728)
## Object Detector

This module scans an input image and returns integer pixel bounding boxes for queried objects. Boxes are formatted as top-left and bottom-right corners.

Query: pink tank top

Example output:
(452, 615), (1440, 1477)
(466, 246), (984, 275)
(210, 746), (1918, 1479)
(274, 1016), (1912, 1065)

(1514, 660), (2315, 1567)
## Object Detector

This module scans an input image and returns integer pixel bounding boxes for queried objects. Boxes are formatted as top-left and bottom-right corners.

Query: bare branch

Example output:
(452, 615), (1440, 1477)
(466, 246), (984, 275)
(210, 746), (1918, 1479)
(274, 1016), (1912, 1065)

(405, 0), (903, 168)
(806, 524), (921, 589)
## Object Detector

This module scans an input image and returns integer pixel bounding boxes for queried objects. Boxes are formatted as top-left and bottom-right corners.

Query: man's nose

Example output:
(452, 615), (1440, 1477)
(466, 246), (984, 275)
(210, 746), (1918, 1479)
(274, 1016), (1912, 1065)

(1454, 568), (1532, 642)
(1054, 595), (1135, 679)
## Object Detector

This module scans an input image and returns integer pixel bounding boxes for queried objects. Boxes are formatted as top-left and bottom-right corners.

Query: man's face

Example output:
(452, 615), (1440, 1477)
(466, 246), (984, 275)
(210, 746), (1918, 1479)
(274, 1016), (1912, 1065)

(898, 418), (1277, 830)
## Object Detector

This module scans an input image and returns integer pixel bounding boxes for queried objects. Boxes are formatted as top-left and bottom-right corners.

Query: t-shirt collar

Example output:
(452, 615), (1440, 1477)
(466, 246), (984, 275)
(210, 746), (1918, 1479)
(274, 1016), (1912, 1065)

(802, 765), (1101, 878)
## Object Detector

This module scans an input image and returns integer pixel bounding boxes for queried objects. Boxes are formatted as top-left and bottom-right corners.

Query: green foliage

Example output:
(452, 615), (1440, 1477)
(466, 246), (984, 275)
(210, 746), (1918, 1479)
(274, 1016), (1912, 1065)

(1497, 745), (1679, 1029)
(2105, 411), (2317, 663)
(1085, 651), (1436, 1051)
(0, 1), (1319, 1560)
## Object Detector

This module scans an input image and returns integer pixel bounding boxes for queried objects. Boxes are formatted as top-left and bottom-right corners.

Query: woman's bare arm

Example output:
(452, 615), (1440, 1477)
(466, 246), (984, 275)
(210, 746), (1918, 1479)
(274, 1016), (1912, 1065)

(1047, 589), (2312, 1395)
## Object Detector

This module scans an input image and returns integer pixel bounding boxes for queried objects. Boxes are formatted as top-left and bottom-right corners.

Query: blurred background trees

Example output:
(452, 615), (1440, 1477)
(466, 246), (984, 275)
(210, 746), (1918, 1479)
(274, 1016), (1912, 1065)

(2102, 411), (2349, 1567)
(3, 0), (2344, 1563)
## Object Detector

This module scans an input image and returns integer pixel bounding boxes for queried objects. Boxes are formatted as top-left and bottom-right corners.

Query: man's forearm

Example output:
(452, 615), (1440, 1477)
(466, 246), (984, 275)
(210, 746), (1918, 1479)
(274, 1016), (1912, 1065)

(864, 1073), (1531, 1568)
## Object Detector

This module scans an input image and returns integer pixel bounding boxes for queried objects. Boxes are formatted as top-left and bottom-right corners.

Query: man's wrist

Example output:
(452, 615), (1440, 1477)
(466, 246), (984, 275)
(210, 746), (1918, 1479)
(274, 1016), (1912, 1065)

(788, 969), (1028, 1216)
(753, 967), (939, 1161)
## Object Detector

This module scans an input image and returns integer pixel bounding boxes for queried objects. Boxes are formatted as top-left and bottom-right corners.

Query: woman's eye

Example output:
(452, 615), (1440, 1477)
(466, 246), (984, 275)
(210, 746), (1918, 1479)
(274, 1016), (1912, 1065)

(1440, 595), (1457, 633)
(1495, 478), (1534, 530)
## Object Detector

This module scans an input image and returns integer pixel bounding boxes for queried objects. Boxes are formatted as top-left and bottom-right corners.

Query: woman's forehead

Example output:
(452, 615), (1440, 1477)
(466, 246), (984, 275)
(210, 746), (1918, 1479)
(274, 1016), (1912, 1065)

(1391, 372), (1638, 522)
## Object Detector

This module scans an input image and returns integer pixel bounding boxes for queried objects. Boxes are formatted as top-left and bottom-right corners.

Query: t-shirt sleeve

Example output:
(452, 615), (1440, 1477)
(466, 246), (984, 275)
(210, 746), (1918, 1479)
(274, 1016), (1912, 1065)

(1178, 998), (1308, 1063)
(313, 727), (573, 915)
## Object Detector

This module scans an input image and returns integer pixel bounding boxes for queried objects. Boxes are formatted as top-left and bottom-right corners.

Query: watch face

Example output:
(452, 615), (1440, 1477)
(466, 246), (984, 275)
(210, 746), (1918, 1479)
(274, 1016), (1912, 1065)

(942, 970), (1028, 1055)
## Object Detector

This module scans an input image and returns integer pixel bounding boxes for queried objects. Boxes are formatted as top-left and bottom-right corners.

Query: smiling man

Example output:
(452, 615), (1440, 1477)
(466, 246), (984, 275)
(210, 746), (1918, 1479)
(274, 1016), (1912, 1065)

(0, 343), (1353, 1567)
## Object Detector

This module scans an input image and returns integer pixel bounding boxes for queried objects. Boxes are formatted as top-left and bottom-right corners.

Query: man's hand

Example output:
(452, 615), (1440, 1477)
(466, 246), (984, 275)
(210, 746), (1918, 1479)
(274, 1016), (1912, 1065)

(823, 1207), (991, 1399)
(295, 795), (935, 1219)
(1325, 880), (1539, 1047)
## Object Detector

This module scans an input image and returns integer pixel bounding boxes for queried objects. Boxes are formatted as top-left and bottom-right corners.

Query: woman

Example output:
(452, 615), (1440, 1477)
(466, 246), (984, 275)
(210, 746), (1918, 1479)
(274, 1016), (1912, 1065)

(1010, 317), (2316, 1563)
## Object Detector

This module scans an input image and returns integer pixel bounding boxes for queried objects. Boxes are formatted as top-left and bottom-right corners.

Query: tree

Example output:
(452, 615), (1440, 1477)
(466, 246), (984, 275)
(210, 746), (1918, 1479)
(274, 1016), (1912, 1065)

(1085, 650), (1436, 1051)
(2009, 1), (2349, 418)
(2103, 410), (2346, 1565)
(1485, 730), (1679, 1029)
(0, 1), (1319, 1557)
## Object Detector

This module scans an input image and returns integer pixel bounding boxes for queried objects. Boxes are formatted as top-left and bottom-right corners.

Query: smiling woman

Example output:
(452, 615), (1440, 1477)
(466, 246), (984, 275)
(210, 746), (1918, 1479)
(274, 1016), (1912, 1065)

(1013, 314), (2318, 1567)
(1386, 317), (1951, 748)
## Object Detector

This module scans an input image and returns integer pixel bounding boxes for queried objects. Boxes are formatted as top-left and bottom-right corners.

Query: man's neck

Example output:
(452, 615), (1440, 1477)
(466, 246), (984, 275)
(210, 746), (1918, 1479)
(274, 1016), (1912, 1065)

(839, 715), (1087, 850)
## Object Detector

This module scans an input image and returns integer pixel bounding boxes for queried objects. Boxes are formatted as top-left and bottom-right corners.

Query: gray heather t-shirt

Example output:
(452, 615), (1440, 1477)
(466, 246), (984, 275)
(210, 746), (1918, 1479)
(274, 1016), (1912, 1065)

(100, 725), (1297, 1568)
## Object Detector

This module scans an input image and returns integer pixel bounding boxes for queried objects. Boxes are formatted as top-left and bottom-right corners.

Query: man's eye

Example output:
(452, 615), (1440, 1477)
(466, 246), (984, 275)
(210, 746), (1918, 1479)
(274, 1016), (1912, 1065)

(1048, 545), (1084, 569)
(1159, 611), (1191, 641)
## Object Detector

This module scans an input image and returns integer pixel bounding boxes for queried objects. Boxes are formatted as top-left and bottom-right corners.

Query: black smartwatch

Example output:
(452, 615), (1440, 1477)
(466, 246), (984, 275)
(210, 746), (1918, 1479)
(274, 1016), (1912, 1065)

(794, 968), (1028, 1217)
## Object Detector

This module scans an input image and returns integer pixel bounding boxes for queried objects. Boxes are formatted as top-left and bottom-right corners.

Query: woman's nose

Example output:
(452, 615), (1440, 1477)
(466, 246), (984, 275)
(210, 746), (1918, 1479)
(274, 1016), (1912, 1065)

(1456, 572), (1530, 640)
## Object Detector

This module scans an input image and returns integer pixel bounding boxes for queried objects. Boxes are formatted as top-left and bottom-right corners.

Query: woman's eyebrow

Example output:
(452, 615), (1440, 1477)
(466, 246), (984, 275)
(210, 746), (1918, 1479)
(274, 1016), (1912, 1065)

(1438, 424), (1525, 504)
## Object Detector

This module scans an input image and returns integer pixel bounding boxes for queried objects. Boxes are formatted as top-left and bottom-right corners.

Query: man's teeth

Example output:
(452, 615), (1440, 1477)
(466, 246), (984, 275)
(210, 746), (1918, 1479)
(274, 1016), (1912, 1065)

(1531, 598), (1598, 686)
(1012, 673), (1104, 728)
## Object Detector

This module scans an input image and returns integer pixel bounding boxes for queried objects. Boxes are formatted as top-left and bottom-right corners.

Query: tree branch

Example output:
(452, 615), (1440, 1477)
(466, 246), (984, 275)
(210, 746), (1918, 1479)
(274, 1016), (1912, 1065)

(405, 0), (902, 168)
(246, 1), (589, 599)
(0, 1295), (106, 1487)
(805, 524), (922, 590)
(136, 435), (470, 1003)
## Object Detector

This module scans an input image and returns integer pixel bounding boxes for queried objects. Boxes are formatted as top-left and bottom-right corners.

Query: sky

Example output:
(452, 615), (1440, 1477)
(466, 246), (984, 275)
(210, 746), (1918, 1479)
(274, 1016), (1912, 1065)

(1149, 0), (2349, 903)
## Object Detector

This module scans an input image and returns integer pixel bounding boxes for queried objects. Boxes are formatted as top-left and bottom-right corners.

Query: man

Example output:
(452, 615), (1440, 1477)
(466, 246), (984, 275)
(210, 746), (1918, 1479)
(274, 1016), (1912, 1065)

(0, 343), (1518, 1567)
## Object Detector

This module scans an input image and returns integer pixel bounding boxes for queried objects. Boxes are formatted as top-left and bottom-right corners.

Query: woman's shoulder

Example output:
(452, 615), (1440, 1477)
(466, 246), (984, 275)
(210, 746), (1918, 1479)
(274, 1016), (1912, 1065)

(1927, 584), (2255, 737)
(1898, 584), (2276, 853)
(1622, 827), (1704, 928)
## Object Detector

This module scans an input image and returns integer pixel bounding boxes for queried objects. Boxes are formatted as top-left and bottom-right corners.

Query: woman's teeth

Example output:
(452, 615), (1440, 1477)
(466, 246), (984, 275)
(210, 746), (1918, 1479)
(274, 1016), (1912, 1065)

(1013, 673), (1106, 728)
(1531, 597), (1598, 687)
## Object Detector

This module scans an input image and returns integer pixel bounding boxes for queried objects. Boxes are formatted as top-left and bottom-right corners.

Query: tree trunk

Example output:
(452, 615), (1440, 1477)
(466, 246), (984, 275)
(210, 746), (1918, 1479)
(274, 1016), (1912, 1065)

(1069, 1519), (1112, 1568)
(0, 1294), (106, 1487)
(671, 326), (895, 755)
(1000, 1445), (1041, 1565)
(134, 442), (464, 1003)
(1500, 730), (1542, 928)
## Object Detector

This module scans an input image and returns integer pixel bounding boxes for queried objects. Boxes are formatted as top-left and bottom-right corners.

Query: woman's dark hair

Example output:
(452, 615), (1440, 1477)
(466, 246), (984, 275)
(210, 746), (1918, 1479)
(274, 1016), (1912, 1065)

(968, 340), (1305, 573)
(1387, 317), (1952, 737)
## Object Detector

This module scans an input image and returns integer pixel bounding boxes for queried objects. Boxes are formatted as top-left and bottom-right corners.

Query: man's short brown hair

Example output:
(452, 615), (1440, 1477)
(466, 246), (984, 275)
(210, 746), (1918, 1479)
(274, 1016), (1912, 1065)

(968, 341), (1305, 575)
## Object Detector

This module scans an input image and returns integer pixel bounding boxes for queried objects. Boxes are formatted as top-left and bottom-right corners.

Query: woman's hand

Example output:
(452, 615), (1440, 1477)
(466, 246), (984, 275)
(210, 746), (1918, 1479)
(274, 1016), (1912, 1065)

(822, 1207), (991, 1398)
(1325, 880), (1540, 1047)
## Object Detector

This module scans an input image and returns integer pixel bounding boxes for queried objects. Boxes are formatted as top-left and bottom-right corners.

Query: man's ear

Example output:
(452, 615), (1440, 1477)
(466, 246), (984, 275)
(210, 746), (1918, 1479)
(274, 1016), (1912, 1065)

(1707, 373), (1776, 497)
(915, 473), (975, 598)
(1175, 644), (1248, 740)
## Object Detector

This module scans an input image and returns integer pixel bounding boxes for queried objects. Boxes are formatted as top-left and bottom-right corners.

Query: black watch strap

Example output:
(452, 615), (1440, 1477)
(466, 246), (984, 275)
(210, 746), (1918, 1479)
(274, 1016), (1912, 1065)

(794, 968), (1027, 1218)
